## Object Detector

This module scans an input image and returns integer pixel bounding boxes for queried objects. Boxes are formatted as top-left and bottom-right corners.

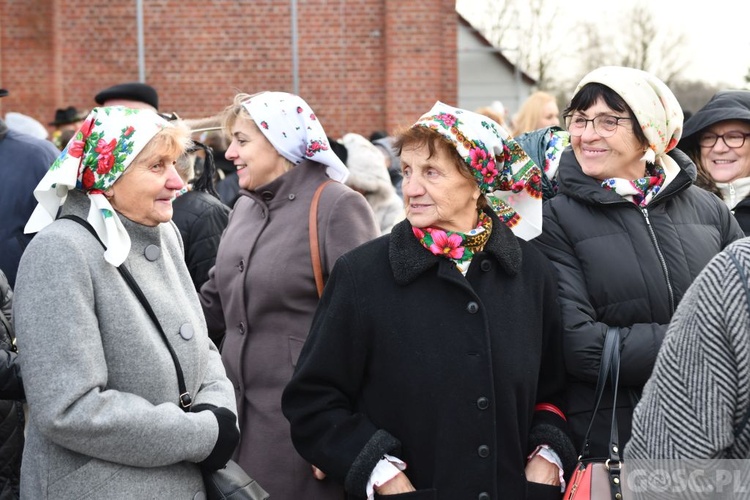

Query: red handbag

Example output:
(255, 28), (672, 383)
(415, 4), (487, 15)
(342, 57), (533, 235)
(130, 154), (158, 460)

(563, 327), (629, 500)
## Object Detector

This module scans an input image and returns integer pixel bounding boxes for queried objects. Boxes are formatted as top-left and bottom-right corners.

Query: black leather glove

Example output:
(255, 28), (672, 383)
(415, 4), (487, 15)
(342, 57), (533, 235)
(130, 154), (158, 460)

(193, 404), (240, 471)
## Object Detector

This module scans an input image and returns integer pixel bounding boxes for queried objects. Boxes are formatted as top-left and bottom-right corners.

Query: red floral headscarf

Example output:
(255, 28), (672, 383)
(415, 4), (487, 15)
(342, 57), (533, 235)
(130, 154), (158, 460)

(25, 106), (172, 266)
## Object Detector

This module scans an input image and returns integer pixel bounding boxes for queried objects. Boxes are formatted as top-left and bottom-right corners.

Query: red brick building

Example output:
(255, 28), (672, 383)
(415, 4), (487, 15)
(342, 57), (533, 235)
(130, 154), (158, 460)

(0, 0), (457, 138)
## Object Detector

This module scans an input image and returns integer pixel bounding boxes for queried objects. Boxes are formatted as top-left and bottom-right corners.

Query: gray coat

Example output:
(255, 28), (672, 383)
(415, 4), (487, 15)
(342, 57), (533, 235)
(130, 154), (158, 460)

(200, 161), (379, 499)
(626, 237), (750, 459)
(14, 190), (237, 500)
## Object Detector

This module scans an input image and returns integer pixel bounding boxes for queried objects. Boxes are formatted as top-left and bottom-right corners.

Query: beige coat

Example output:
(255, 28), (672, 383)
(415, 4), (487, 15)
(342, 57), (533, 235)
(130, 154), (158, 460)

(200, 161), (379, 499)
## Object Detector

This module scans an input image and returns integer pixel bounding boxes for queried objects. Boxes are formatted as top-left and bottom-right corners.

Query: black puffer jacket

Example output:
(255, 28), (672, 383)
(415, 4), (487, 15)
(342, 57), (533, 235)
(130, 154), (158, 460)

(0, 270), (24, 500)
(533, 148), (744, 459)
(172, 191), (230, 292)
(730, 195), (750, 235)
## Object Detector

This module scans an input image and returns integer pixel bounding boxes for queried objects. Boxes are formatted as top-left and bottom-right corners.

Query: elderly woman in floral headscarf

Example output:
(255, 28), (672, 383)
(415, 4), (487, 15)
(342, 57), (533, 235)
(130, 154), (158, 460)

(198, 92), (379, 499)
(282, 102), (576, 500)
(14, 107), (239, 499)
(532, 66), (744, 461)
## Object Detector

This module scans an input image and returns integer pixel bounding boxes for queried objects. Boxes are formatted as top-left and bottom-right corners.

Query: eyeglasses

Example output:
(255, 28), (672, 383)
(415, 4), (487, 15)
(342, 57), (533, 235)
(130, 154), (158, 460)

(699, 132), (750, 149)
(564, 114), (631, 138)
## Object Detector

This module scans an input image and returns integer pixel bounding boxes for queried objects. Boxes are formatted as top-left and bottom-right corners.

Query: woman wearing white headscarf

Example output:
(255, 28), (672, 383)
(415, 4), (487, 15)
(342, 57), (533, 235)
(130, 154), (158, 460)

(14, 107), (239, 499)
(282, 102), (576, 499)
(199, 92), (379, 499)
(532, 66), (744, 460)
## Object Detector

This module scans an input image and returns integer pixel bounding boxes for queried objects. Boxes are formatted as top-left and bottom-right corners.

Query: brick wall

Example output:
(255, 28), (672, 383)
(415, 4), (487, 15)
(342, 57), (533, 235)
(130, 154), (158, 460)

(0, 0), (457, 139)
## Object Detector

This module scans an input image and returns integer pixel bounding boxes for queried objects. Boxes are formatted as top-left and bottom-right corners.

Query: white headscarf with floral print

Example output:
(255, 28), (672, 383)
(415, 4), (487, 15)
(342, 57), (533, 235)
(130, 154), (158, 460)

(413, 101), (543, 240)
(574, 66), (684, 172)
(25, 106), (171, 266)
(241, 91), (349, 183)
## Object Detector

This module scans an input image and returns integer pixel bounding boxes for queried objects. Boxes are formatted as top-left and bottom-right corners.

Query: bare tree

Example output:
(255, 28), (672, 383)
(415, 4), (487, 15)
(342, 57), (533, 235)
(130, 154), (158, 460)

(614, 2), (690, 86)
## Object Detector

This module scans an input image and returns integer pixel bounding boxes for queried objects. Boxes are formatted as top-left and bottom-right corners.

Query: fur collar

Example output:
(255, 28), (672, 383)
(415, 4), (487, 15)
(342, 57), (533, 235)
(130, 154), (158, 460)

(388, 208), (522, 285)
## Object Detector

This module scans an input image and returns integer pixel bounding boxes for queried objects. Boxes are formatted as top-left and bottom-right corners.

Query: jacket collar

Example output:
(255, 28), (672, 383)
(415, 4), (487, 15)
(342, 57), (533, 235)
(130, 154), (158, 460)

(388, 208), (522, 285)
(557, 147), (694, 206)
(239, 159), (328, 206)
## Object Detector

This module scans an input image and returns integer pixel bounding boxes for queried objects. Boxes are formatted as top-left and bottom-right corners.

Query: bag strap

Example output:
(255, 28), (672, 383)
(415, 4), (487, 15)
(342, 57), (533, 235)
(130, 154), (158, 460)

(606, 329), (623, 500)
(309, 180), (334, 298)
(579, 326), (619, 458)
(58, 214), (192, 411)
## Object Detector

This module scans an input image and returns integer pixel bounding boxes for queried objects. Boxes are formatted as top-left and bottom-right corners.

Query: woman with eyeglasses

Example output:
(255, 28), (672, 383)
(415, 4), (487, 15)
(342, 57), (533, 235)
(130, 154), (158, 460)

(677, 90), (750, 235)
(532, 66), (744, 460)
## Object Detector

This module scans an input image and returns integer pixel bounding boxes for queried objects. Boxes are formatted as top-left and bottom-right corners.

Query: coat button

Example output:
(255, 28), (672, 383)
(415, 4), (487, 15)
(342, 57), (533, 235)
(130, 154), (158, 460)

(288, 193), (296, 200)
(261, 190), (274, 201)
(476, 397), (489, 410)
(478, 445), (490, 458)
(480, 260), (491, 272)
(179, 323), (194, 340)
(239, 259), (245, 272)
(238, 322), (246, 335)
(144, 244), (161, 261)
(466, 301), (479, 314)
(478, 493), (490, 500)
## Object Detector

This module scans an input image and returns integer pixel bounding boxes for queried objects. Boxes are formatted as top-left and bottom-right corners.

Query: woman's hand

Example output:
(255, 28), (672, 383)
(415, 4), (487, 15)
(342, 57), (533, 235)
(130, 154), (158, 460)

(525, 455), (561, 486)
(374, 471), (416, 495)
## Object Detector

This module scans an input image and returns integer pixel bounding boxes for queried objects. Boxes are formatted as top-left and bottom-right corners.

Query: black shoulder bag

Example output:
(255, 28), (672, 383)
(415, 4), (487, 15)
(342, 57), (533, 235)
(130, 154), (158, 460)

(564, 326), (631, 499)
(60, 214), (269, 500)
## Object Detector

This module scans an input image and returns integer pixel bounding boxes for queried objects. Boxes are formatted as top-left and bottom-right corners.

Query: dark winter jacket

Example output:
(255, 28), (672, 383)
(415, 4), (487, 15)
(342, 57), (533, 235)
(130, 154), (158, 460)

(0, 269), (24, 500)
(533, 148), (744, 459)
(732, 196), (750, 235)
(282, 209), (576, 500)
(0, 122), (59, 287)
(171, 190), (229, 291)
(677, 90), (750, 236)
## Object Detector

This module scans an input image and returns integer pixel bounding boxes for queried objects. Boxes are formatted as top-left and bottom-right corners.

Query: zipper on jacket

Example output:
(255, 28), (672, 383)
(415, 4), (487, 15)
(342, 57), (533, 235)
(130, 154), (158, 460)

(641, 207), (675, 313)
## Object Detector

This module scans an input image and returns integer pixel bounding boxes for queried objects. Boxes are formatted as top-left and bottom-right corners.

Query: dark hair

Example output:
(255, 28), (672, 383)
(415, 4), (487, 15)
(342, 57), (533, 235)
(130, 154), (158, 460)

(187, 141), (221, 199)
(393, 125), (487, 209)
(564, 82), (649, 148)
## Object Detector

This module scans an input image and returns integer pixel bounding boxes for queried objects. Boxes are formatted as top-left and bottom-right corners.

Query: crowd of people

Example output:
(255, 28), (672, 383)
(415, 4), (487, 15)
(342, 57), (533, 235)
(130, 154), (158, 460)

(1, 65), (750, 499)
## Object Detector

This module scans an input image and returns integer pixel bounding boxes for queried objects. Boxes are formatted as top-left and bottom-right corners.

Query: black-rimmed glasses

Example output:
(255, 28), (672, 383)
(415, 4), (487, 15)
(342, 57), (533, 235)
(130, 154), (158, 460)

(699, 132), (750, 149)
(564, 114), (631, 138)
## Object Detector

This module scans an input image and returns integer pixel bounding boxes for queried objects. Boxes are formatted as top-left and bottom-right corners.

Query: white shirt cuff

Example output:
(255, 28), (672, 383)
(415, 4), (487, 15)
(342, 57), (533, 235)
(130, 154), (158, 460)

(528, 444), (566, 492)
(366, 454), (407, 500)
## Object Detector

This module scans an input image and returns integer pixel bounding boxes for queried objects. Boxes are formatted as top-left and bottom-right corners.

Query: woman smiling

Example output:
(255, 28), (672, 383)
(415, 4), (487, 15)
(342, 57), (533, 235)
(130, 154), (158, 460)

(533, 66), (744, 460)
(15, 107), (239, 499)
(199, 91), (379, 499)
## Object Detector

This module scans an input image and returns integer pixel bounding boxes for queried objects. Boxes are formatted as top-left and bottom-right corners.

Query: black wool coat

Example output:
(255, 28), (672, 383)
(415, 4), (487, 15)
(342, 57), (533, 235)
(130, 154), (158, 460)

(533, 148), (744, 459)
(282, 209), (575, 500)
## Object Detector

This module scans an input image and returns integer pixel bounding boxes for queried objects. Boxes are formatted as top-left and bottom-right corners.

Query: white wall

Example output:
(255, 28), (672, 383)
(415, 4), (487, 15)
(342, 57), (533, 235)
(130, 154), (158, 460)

(457, 22), (532, 118)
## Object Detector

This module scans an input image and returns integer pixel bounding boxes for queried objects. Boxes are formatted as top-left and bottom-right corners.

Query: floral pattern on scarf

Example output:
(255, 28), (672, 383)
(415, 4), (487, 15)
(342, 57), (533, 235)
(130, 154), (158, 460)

(414, 212), (492, 273)
(414, 102), (543, 241)
(602, 162), (666, 207)
(25, 106), (171, 266)
(240, 92), (348, 183)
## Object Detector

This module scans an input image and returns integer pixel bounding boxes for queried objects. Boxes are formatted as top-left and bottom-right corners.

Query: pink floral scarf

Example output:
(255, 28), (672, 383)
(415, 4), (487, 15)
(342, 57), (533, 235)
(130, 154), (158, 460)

(414, 212), (492, 272)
